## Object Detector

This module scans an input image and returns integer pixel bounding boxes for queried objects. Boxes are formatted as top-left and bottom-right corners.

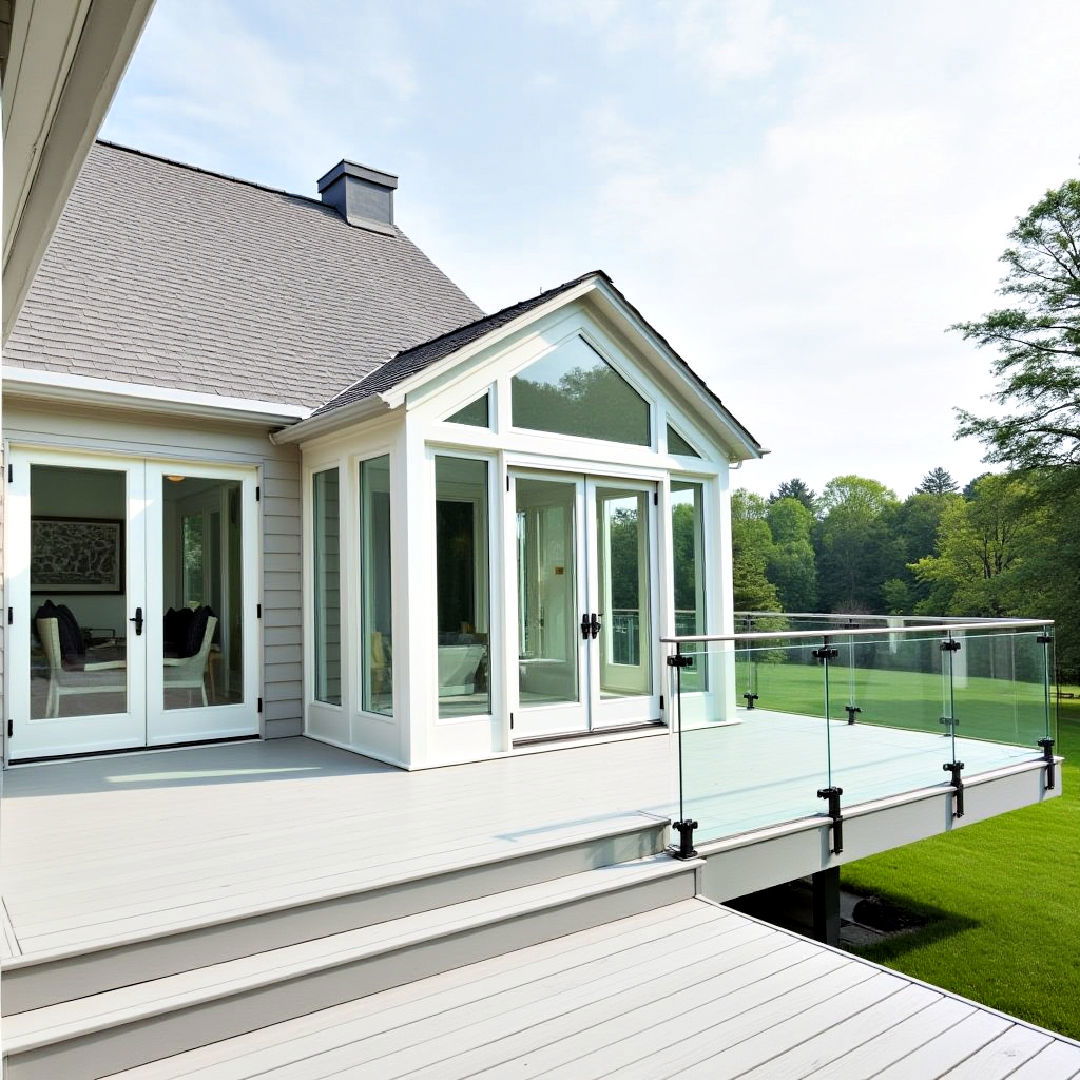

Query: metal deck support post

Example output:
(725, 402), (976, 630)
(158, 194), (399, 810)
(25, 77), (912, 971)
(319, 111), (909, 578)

(944, 760), (965, 818)
(811, 866), (841, 946)
(816, 786), (844, 854)
(1039, 737), (1056, 791)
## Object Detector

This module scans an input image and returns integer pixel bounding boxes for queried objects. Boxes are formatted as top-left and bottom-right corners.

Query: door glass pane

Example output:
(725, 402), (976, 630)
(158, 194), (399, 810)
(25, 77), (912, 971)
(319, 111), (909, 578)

(516, 477), (579, 706)
(597, 487), (652, 698)
(512, 335), (650, 446)
(671, 480), (707, 691)
(161, 475), (243, 710)
(361, 456), (393, 715)
(30, 464), (129, 718)
(436, 457), (490, 718)
(312, 468), (342, 705)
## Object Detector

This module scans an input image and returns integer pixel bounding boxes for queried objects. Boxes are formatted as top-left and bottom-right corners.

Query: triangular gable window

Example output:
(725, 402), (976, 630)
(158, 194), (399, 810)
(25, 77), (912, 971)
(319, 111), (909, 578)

(446, 392), (490, 428)
(667, 425), (700, 458)
(511, 335), (650, 446)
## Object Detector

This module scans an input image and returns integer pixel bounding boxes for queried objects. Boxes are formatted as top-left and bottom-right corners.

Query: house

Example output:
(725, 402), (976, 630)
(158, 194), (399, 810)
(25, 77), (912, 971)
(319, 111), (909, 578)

(2, 140), (761, 767)
(1, 142), (1072, 1077)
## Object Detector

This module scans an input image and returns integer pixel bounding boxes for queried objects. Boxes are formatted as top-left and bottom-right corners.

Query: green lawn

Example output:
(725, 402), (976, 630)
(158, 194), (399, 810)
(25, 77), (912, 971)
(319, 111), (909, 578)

(734, 652), (1049, 747)
(840, 695), (1080, 1039)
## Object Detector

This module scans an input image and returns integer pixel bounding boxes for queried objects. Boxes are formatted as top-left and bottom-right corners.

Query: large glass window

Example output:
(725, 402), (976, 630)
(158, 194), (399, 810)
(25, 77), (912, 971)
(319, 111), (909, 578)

(671, 480), (707, 691)
(512, 335), (650, 446)
(436, 457), (490, 717)
(312, 468), (342, 705)
(360, 456), (393, 715)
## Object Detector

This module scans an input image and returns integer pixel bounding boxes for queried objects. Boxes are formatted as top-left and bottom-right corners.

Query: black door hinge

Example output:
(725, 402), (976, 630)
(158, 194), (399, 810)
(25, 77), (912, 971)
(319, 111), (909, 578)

(506, 475), (510, 492)
(6, 718), (13, 738)
(7, 607), (13, 625)
(257, 697), (264, 713)
(255, 485), (261, 502)
(653, 491), (659, 506)
(509, 712), (514, 730)
(256, 603), (263, 618)
(941, 639), (961, 652)
(6, 463), (12, 483)
(659, 694), (664, 712)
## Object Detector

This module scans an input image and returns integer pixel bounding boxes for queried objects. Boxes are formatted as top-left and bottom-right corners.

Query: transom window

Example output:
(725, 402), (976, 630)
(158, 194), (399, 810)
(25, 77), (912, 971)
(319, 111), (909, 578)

(511, 335), (651, 446)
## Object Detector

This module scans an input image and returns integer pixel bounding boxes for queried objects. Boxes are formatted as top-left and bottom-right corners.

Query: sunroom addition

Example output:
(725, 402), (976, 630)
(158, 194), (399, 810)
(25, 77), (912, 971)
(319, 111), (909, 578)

(285, 271), (763, 769)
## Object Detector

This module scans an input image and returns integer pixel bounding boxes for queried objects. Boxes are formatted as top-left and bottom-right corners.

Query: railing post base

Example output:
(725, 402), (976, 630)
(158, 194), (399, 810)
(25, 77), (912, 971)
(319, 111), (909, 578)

(671, 819), (698, 860)
(1039, 738), (1056, 790)
(816, 786), (844, 854)
(844, 706), (861, 725)
(943, 760), (965, 818)
(743, 692), (758, 710)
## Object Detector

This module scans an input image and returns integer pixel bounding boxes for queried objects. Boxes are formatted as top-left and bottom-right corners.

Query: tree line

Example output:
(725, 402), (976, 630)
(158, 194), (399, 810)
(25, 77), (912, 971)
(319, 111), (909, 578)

(733, 172), (1080, 679)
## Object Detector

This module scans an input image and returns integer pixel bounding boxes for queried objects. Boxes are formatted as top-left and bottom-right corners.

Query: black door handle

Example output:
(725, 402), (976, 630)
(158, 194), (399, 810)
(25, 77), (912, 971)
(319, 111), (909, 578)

(130, 607), (144, 636)
(581, 613), (592, 640)
(590, 613), (602, 639)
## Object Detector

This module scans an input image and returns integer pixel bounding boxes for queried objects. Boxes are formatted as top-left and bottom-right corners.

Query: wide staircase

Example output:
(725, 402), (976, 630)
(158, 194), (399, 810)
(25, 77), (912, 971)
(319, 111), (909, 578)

(1, 812), (694, 1079)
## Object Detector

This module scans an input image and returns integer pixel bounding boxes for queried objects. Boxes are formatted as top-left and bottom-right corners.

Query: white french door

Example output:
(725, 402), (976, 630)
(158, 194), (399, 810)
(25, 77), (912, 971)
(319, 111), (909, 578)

(511, 470), (660, 740)
(6, 448), (259, 761)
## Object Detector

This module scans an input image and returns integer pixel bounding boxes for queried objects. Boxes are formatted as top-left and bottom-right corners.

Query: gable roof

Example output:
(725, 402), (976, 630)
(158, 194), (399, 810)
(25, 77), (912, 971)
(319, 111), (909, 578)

(308, 270), (763, 457)
(4, 141), (482, 410)
(311, 270), (601, 417)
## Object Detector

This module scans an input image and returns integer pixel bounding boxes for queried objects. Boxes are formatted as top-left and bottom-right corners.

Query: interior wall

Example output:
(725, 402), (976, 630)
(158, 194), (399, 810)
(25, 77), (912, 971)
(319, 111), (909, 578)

(30, 464), (127, 634)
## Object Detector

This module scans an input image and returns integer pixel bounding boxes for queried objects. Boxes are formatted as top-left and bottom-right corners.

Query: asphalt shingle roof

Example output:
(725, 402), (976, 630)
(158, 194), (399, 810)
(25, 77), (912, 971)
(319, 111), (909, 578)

(4, 141), (483, 410)
(311, 270), (604, 416)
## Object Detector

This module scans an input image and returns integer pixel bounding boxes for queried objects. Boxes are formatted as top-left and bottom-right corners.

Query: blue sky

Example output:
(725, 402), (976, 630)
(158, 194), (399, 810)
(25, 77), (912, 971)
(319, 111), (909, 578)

(103, 0), (1080, 496)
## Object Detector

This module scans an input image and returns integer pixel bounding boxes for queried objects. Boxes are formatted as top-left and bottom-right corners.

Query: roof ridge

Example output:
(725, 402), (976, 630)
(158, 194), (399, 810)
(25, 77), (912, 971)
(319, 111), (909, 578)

(93, 139), (331, 210)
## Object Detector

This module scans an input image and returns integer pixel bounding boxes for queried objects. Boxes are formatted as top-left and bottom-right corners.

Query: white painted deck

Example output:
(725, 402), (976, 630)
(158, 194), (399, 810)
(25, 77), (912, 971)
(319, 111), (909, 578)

(0, 713), (1045, 965)
(99, 899), (1080, 1080)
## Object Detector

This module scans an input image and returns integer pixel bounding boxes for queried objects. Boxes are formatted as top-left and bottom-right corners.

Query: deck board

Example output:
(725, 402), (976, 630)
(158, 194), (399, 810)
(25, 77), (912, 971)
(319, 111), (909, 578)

(1, 715), (1044, 963)
(103, 901), (1080, 1080)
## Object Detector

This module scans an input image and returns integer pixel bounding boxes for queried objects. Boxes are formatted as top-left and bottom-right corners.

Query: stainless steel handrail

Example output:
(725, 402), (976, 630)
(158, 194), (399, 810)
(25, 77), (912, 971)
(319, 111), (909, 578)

(662, 617), (1053, 645)
(732, 610), (1009, 624)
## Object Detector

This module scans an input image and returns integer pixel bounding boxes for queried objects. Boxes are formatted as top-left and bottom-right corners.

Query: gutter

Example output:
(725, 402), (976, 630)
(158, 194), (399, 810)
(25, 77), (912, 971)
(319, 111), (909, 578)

(2, 368), (311, 427)
(269, 394), (390, 444)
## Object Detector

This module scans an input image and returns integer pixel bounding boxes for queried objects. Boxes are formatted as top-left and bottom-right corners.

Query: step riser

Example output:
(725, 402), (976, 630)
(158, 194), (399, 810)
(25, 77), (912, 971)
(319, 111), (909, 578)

(3, 822), (667, 1016)
(5, 867), (696, 1080)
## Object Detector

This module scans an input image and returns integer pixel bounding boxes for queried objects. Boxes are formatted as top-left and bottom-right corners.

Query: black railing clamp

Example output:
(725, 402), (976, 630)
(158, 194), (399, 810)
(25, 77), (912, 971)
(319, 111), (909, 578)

(743, 692), (759, 709)
(939, 715), (959, 731)
(1039, 737), (1056, 790)
(812, 648), (838, 661)
(940, 639), (961, 652)
(1037, 634), (1053, 645)
(943, 760), (965, 818)
(667, 653), (694, 668)
(844, 705), (861, 725)
(671, 819), (698, 860)
(817, 786), (844, 854)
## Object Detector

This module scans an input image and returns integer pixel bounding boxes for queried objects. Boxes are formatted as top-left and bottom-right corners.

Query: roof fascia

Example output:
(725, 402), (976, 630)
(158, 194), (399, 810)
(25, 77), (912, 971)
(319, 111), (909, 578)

(270, 394), (390, 445)
(377, 276), (602, 409)
(3, 367), (310, 426)
(588, 279), (764, 461)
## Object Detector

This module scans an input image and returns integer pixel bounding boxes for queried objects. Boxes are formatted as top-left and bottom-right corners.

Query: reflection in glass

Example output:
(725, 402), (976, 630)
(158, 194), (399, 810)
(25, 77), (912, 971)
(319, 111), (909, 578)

(161, 475), (243, 710)
(312, 468), (342, 705)
(361, 456), (393, 715)
(436, 457), (490, 717)
(516, 477), (579, 707)
(30, 464), (129, 718)
(512, 334), (650, 445)
(446, 393), (489, 428)
(671, 481), (707, 692)
(596, 487), (652, 698)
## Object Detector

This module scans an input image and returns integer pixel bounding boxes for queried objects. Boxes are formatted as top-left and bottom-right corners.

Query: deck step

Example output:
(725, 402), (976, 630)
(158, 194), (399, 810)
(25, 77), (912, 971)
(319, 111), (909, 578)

(2, 853), (697, 1080)
(2, 812), (667, 1015)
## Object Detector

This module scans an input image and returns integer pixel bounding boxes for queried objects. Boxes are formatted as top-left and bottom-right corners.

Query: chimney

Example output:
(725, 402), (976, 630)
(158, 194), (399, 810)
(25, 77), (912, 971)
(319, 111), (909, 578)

(317, 160), (398, 233)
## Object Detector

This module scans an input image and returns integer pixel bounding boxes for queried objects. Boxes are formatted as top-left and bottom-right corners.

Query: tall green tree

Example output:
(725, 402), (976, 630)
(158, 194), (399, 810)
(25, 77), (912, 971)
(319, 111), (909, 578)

(814, 476), (904, 612)
(953, 177), (1080, 468)
(769, 478), (817, 513)
(916, 467), (959, 495)
(731, 489), (781, 612)
(911, 473), (1046, 616)
(766, 497), (817, 612)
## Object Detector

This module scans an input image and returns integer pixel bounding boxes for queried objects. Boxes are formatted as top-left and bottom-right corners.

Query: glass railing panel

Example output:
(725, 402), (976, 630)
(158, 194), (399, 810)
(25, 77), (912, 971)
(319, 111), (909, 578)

(676, 642), (831, 844)
(825, 631), (952, 806)
(950, 630), (1052, 771)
